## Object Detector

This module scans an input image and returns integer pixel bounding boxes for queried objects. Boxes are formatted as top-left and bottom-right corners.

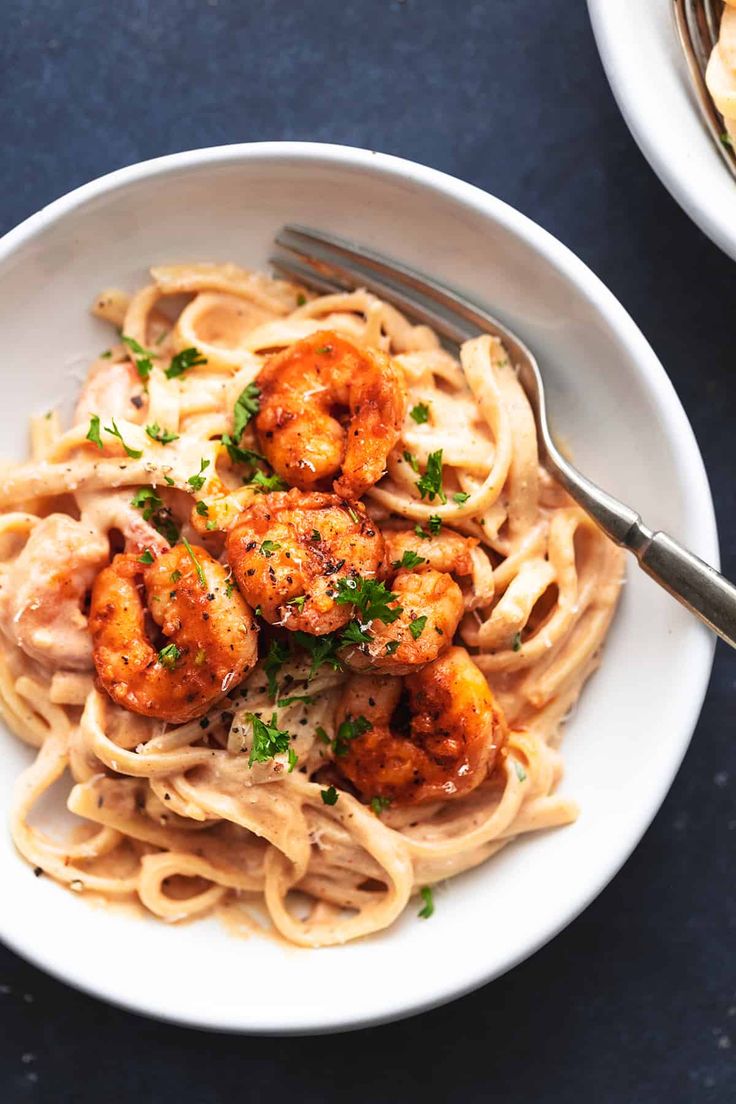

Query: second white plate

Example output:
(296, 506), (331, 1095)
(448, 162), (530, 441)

(588, 0), (736, 262)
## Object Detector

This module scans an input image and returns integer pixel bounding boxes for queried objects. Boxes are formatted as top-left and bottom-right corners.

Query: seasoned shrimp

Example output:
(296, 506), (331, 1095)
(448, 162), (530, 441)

(254, 330), (406, 498)
(0, 515), (108, 670)
(90, 544), (258, 723)
(385, 528), (476, 576)
(341, 568), (463, 674)
(334, 646), (508, 805)
(74, 357), (146, 424)
(225, 489), (386, 635)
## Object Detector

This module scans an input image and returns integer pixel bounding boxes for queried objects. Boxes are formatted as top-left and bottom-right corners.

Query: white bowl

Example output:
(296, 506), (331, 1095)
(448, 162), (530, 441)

(0, 143), (717, 1033)
(588, 0), (736, 263)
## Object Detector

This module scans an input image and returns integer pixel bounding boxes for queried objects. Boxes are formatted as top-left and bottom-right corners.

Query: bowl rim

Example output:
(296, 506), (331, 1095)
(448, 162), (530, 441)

(587, 0), (736, 263)
(0, 141), (719, 1033)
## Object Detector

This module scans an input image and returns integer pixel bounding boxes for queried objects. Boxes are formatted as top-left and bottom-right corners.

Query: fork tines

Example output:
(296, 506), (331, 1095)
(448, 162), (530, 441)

(271, 224), (533, 367)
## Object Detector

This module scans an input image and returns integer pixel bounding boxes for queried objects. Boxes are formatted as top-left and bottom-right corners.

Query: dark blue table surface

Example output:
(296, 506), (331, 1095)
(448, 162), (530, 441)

(1, 2), (734, 1101)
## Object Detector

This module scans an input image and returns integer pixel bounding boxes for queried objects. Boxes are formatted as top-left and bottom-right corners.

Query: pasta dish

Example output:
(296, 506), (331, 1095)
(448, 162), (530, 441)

(0, 262), (623, 947)
(707, 0), (736, 146)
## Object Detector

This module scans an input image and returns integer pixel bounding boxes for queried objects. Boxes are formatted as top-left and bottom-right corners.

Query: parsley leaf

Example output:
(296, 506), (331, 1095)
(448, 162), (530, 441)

(320, 785), (339, 805)
(259, 540), (282, 558)
(232, 382), (261, 439)
(392, 550), (426, 570)
(370, 795), (391, 815)
(403, 450), (420, 473)
(137, 549), (154, 564)
(276, 693), (316, 707)
(131, 486), (180, 544)
(296, 293), (307, 306)
(286, 595), (307, 611)
(249, 469), (287, 493)
(416, 449), (446, 504)
(334, 576), (402, 624)
(410, 402), (430, 424)
(340, 620), (373, 646)
(158, 642), (181, 669)
(86, 414), (103, 449)
(221, 433), (265, 468)
(246, 712), (291, 767)
(333, 714), (372, 757)
(181, 536), (206, 589)
(310, 529), (322, 543)
(417, 886), (434, 919)
(385, 640), (400, 655)
(315, 725), (331, 745)
(145, 423), (179, 445)
(121, 334), (156, 382)
(187, 458), (210, 492)
(264, 639), (289, 699)
(287, 747), (299, 772)
(293, 631), (343, 678)
(165, 346), (207, 379)
(513, 759), (527, 782)
(195, 500), (209, 517)
(104, 418), (143, 459)
(428, 515), (442, 534)
(453, 491), (471, 505)
(512, 631), (522, 652)
(409, 615), (428, 640)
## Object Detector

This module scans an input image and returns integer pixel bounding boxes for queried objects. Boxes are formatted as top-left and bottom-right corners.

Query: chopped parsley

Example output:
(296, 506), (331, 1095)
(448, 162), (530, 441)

(346, 504), (360, 525)
(416, 449), (447, 504)
(385, 640), (400, 656)
(512, 631), (522, 652)
(246, 712), (291, 767)
(293, 631), (343, 678)
(181, 536), (206, 589)
(187, 458), (210, 492)
(86, 414), (103, 449)
(320, 785), (339, 805)
(170, 569), (182, 583)
(249, 469), (287, 493)
(137, 549), (154, 564)
(165, 346), (207, 379)
(428, 515), (442, 535)
(721, 131), (734, 149)
(315, 343), (334, 355)
(417, 886), (434, 919)
(145, 423), (179, 445)
(221, 434), (265, 468)
(392, 549), (426, 570)
(370, 795), (391, 816)
(264, 639), (289, 699)
(315, 725), (331, 745)
(403, 450), (420, 473)
(513, 759), (527, 783)
(158, 642), (181, 669)
(287, 747), (299, 772)
(296, 293), (307, 306)
(340, 620), (373, 646)
(276, 693), (316, 707)
(121, 334), (156, 382)
(104, 417), (143, 458)
(195, 500), (209, 517)
(310, 529), (322, 543)
(333, 714), (372, 757)
(409, 615), (428, 640)
(453, 491), (471, 505)
(410, 402), (430, 424)
(100, 349), (112, 359)
(334, 576), (401, 624)
(286, 595), (307, 611)
(259, 540), (282, 558)
(232, 382), (261, 439)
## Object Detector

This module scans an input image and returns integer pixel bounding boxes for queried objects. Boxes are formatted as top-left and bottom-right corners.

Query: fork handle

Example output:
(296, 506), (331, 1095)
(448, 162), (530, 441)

(626, 524), (736, 648)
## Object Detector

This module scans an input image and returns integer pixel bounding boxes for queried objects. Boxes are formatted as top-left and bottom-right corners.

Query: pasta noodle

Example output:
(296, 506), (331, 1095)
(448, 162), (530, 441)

(0, 263), (623, 947)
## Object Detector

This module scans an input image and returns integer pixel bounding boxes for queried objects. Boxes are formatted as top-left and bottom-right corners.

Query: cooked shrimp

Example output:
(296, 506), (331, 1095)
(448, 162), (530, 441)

(341, 568), (463, 674)
(74, 357), (146, 424)
(334, 646), (508, 805)
(90, 544), (258, 723)
(225, 489), (386, 635)
(384, 527), (476, 576)
(254, 330), (406, 498)
(0, 515), (108, 670)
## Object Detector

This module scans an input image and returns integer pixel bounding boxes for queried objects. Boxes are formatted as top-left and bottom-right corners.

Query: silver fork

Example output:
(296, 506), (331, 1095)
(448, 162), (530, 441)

(673, 0), (736, 177)
(271, 224), (736, 649)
